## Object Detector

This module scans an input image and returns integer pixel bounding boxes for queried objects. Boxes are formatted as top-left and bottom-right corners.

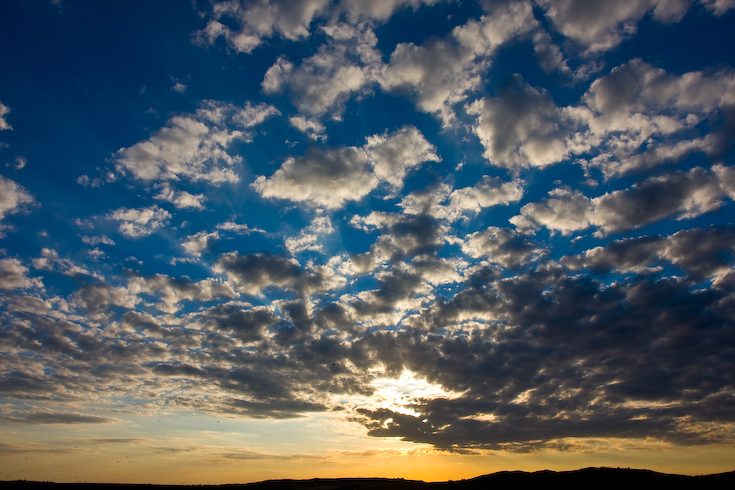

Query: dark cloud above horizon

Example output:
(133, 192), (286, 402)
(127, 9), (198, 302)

(1, 0), (735, 461)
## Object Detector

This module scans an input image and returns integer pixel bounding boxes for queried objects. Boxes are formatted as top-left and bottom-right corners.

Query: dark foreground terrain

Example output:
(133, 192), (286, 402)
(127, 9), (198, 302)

(4, 467), (735, 490)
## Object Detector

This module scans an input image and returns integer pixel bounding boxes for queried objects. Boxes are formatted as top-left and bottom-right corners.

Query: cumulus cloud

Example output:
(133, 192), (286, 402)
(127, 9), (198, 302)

(198, 0), (330, 53)
(128, 274), (238, 314)
(448, 176), (525, 215)
(285, 214), (335, 254)
(511, 187), (593, 235)
(575, 59), (735, 177)
(381, 1), (537, 124)
(564, 226), (735, 281)
(364, 125), (440, 188)
(0, 102), (11, 131)
(513, 166), (735, 235)
(107, 205), (172, 238)
(537, 0), (694, 54)
(182, 231), (220, 256)
(467, 75), (588, 171)
(252, 126), (437, 208)
(289, 115), (326, 140)
(262, 25), (381, 116)
(153, 183), (206, 209)
(335, 0), (444, 23)
(462, 227), (545, 268)
(215, 252), (340, 297)
(0, 175), (35, 237)
(114, 101), (278, 185)
(0, 258), (42, 289)
(348, 211), (448, 273)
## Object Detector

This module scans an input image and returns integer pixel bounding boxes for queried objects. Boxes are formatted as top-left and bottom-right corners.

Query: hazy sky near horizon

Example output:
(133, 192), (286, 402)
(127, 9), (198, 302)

(1, 0), (735, 484)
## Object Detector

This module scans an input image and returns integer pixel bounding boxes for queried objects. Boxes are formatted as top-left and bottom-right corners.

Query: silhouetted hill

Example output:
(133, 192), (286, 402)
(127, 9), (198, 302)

(4, 467), (735, 490)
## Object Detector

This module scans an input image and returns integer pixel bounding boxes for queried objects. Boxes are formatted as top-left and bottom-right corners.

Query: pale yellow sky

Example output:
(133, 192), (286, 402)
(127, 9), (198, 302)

(2, 409), (733, 484)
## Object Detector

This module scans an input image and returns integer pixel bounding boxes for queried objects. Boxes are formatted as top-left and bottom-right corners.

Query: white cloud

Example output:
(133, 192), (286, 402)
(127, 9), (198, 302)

(114, 101), (278, 185)
(380, 1), (536, 124)
(289, 115), (326, 140)
(262, 25), (381, 116)
(576, 59), (735, 177)
(182, 231), (219, 256)
(449, 176), (525, 214)
(335, 0), (443, 22)
(0, 102), (11, 131)
(365, 125), (440, 188)
(462, 227), (545, 268)
(253, 126), (437, 209)
(0, 175), (35, 238)
(285, 214), (335, 253)
(0, 258), (42, 289)
(513, 166), (735, 236)
(253, 146), (375, 209)
(198, 0), (331, 53)
(216, 221), (263, 234)
(700, 0), (735, 14)
(107, 205), (172, 238)
(81, 235), (115, 246)
(537, 0), (693, 54)
(511, 187), (593, 235)
(31, 248), (98, 279)
(467, 76), (587, 171)
(153, 183), (206, 209)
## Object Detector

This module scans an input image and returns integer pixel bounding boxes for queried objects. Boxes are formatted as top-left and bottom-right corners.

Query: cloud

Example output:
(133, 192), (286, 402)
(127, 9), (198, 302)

(214, 252), (340, 297)
(0, 101), (11, 130)
(0, 175), (35, 237)
(3, 412), (113, 425)
(289, 115), (326, 140)
(513, 166), (735, 236)
(364, 125), (440, 188)
(335, 0), (444, 23)
(182, 231), (220, 256)
(564, 226), (735, 281)
(348, 211), (449, 273)
(537, 0), (694, 54)
(462, 227), (546, 268)
(153, 183), (206, 209)
(0, 258), (42, 289)
(448, 176), (525, 215)
(253, 126), (437, 208)
(198, 0), (331, 54)
(700, 0), (735, 14)
(128, 274), (238, 314)
(511, 187), (593, 235)
(285, 214), (335, 253)
(262, 25), (381, 117)
(114, 101), (278, 185)
(107, 205), (172, 238)
(380, 1), (537, 124)
(467, 75), (587, 171)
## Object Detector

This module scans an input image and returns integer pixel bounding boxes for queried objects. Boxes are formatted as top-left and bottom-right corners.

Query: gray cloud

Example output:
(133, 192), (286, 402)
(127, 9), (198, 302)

(214, 252), (337, 297)
(513, 165), (735, 236)
(468, 75), (586, 171)
(253, 126), (437, 209)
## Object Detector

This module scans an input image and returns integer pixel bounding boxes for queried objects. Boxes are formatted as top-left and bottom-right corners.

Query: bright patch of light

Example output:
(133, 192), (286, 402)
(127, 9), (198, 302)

(368, 370), (464, 416)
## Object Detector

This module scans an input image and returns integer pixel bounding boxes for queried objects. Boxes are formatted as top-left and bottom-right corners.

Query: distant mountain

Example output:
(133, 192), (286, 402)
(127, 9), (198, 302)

(5, 467), (735, 490)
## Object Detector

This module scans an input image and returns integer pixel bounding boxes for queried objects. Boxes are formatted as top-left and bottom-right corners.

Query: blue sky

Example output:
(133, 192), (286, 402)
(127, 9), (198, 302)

(2, 0), (735, 484)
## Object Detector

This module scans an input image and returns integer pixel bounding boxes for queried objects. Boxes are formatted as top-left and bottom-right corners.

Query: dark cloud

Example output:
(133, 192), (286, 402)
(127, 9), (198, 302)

(214, 252), (331, 297)
(4, 412), (113, 424)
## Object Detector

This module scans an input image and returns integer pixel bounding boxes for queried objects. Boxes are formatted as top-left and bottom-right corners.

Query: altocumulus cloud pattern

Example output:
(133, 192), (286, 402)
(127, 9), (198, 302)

(1, 0), (735, 482)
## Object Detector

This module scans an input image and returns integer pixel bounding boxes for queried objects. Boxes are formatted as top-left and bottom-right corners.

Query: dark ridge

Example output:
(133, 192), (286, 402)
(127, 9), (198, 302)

(3, 467), (735, 490)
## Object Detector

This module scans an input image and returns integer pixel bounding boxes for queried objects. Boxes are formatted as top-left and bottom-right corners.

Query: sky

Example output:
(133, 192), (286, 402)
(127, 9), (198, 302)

(1, 0), (735, 484)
